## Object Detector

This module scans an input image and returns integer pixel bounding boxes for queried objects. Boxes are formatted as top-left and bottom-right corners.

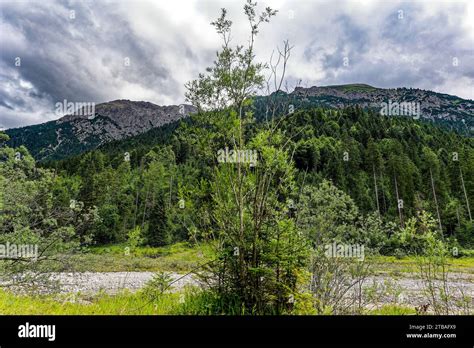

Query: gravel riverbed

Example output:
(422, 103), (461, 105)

(51, 272), (198, 294)
(5, 271), (473, 310)
(49, 272), (474, 308)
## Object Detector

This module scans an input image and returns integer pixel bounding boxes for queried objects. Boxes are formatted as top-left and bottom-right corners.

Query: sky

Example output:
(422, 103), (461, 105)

(0, 0), (473, 129)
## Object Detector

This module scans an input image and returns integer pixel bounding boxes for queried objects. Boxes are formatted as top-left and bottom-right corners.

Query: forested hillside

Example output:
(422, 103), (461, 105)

(5, 86), (473, 163)
(253, 84), (473, 135)
(35, 105), (473, 248)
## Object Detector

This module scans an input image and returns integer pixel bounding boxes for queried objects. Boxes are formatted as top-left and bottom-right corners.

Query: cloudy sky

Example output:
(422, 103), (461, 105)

(0, 0), (473, 129)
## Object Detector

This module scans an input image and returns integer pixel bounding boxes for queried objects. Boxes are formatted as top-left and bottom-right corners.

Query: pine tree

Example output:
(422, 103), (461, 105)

(147, 195), (170, 246)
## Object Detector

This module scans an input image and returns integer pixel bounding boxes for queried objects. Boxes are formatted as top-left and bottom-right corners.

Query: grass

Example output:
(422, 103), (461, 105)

(367, 304), (417, 315)
(69, 242), (212, 273)
(0, 288), (421, 316)
(327, 83), (377, 92)
(0, 286), (255, 316)
(370, 255), (474, 277)
(68, 242), (474, 277)
(0, 289), (183, 315)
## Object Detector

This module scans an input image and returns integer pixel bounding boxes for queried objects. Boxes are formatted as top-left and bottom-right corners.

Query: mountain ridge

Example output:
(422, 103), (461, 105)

(5, 84), (473, 161)
(5, 100), (196, 161)
(288, 84), (471, 124)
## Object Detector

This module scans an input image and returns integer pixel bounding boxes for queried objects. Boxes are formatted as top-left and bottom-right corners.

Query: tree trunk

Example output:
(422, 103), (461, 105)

(373, 165), (380, 215)
(394, 175), (404, 227)
(460, 167), (472, 221)
(430, 167), (443, 233)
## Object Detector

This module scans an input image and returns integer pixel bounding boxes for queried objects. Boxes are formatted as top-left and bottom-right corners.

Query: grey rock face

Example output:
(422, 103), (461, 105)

(57, 99), (196, 143)
(291, 84), (473, 128)
(6, 100), (197, 161)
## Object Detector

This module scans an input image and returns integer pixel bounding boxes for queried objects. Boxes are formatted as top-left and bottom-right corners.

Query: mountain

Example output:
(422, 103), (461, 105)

(5, 100), (196, 161)
(5, 84), (473, 161)
(255, 84), (473, 134)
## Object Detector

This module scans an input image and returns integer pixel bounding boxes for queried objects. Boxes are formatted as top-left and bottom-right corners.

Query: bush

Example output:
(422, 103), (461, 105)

(141, 272), (173, 301)
(297, 181), (359, 245)
(127, 226), (144, 252)
(389, 211), (443, 255)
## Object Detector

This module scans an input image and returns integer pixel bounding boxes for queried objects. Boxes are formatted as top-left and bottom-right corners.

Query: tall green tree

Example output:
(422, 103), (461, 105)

(185, 1), (308, 314)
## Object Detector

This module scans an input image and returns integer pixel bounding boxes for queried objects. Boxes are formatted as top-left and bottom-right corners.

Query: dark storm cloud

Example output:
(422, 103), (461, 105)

(301, 2), (473, 93)
(0, 100), (13, 110)
(0, 0), (183, 128)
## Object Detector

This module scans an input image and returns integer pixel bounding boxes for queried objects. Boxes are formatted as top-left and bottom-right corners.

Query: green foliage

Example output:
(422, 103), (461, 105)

(31, 92), (472, 251)
(0, 142), (96, 290)
(146, 195), (171, 246)
(182, 1), (311, 315)
(297, 181), (360, 245)
(185, 1), (277, 111)
(5, 120), (99, 161)
(368, 304), (416, 315)
(389, 211), (443, 255)
(0, 132), (9, 144)
(141, 272), (174, 301)
(127, 226), (144, 251)
(455, 221), (474, 248)
(70, 242), (212, 273)
(359, 212), (395, 252)
(0, 288), (184, 315)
